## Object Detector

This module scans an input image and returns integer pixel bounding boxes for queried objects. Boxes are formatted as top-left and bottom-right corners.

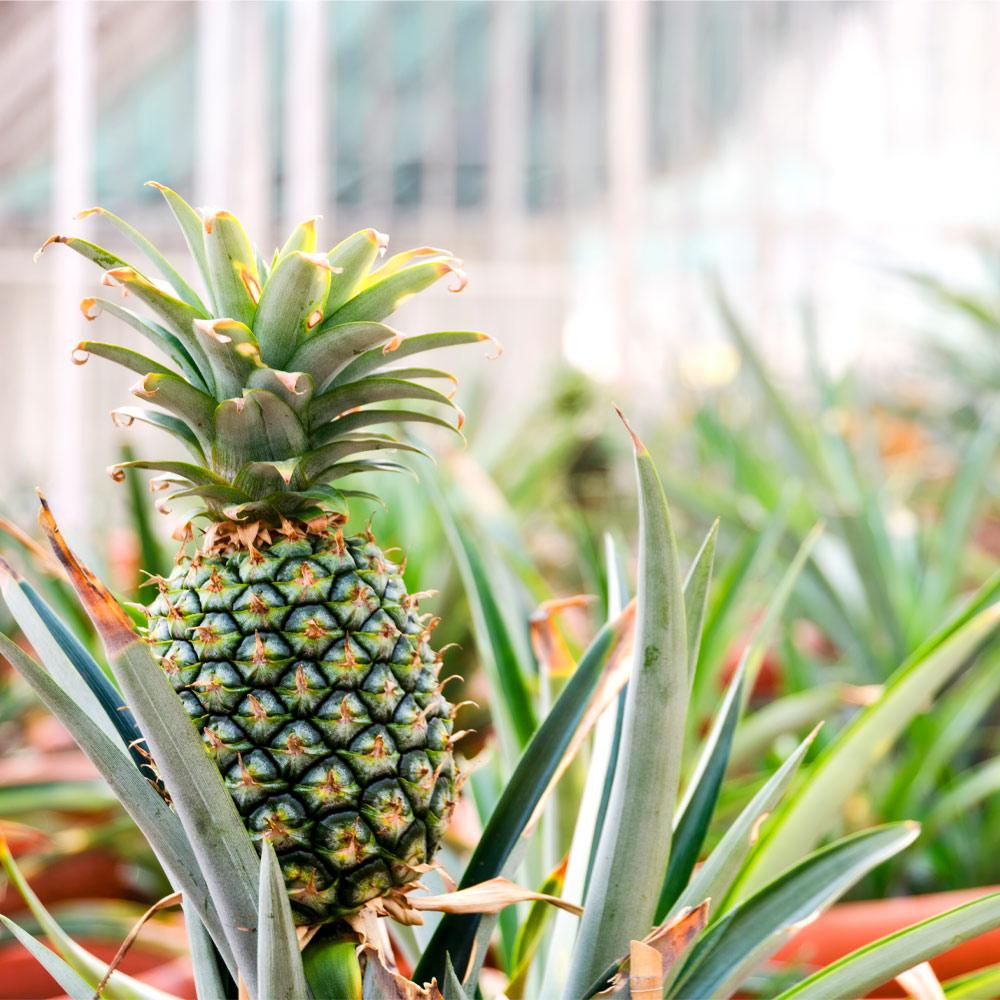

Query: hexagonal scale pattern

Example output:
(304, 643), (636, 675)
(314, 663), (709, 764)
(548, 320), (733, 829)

(146, 532), (457, 923)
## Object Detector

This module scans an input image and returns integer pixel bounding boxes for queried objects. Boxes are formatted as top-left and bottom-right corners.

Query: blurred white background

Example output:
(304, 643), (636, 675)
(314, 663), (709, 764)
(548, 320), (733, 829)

(2, 0), (999, 534)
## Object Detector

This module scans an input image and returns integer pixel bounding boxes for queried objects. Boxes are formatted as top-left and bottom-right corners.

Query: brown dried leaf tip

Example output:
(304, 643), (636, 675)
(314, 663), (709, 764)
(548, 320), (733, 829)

(613, 403), (647, 455)
(36, 492), (138, 652)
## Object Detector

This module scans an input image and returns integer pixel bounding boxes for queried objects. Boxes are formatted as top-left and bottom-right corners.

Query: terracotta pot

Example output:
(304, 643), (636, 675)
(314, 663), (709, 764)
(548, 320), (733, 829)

(773, 886), (1000, 998)
(719, 634), (783, 699)
(0, 850), (137, 912)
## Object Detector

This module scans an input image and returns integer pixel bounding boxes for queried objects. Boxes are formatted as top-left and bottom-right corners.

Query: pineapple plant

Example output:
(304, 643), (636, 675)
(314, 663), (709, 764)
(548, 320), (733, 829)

(2, 185), (1000, 999)
(36, 187), (494, 925)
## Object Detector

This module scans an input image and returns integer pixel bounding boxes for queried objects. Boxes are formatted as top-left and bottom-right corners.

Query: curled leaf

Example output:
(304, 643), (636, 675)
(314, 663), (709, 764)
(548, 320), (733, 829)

(595, 902), (710, 998)
(409, 876), (582, 917)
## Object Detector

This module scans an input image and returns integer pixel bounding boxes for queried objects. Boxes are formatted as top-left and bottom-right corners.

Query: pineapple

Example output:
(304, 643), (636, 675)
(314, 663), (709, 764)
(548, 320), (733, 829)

(40, 186), (490, 923)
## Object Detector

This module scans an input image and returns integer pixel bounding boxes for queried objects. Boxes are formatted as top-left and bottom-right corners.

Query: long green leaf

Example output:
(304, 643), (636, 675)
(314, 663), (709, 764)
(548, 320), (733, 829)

(287, 321), (400, 390)
(120, 444), (173, 584)
(39, 501), (260, 995)
(184, 903), (231, 1000)
(683, 514), (819, 873)
(671, 726), (820, 919)
(0, 633), (235, 978)
(426, 470), (537, 753)
(734, 598), (1000, 898)
(0, 841), (179, 1000)
(310, 408), (463, 446)
(276, 216), (318, 259)
(776, 890), (1000, 1000)
(113, 460), (227, 487)
(77, 204), (208, 312)
(76, 341), (177, 378)
(942, 960), (1000, 1000)
(656, 662), (744, 921)
(9, 573), (152, 774)
(411, 604), (634, 988)
(193, 318), (258, 400)
(147, 181), (214, 305)
(683, 520), (718, 681)
(666, 823), (920, 1000)
(80, 297), (209, 394)
(296, 435), (430, 485)
(133, 373), (216, 447)
(0, 565), (129, 752)
(565, 411), (688, 997)
(443, 956), (470, 1000)
(204, 210), (260, 328)
(0, 915), (95, 1000)
(540, 537), (631, 999)
(111, 406), (208, 465)
(257, 840), (308, 1000)
(329, 259), (464, 325)
(330, 331), (493, 386)
(507, 858), (568, 998)
(253, 250), (332, 368)
(99, 265), (214, 379)
(311, 376), (458, 425)
(324, 228), (385, 314)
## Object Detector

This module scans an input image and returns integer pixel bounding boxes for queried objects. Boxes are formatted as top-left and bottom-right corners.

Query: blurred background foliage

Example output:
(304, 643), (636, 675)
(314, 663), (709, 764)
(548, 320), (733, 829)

(2, 0), (1000, 990)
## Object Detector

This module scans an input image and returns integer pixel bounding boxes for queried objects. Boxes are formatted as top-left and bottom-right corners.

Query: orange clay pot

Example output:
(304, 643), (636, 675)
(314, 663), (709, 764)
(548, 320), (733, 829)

(773, 887), (1000, 998)
(0, 850), (136, 913)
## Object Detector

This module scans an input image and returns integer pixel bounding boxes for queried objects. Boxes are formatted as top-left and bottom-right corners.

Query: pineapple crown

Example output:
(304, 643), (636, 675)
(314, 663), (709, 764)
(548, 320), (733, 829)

(38, 182), (495, 527)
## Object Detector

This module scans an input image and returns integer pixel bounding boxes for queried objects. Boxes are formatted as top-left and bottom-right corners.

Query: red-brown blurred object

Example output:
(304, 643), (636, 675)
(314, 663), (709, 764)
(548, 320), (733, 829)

(773, 887), (1000, 998)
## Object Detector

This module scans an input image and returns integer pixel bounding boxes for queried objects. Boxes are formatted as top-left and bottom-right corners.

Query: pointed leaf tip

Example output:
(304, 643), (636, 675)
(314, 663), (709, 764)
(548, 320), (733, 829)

(613, 404), (646, 454)
(34, 234), (67, 262)
(36, 494), (137, 652)
(441, 260), (468, 292)
(293, 250), (336, 272)
(365, 228), (390, 255)
(484, 334), (503, 360)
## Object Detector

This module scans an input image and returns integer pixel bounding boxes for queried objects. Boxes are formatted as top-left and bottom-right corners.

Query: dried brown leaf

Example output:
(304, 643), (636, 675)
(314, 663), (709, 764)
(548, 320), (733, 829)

(597, 900), (710, 997)
(628, 939), (664, 999)
(524, 599), (637, 835)
(37, 493), (137, 652)
(530, 595), (597, 679)
(409, 876), (582, 917)
(92, 890), (182, 999)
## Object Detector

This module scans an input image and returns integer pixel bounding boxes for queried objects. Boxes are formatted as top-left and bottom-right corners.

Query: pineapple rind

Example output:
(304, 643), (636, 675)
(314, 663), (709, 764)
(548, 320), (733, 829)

(146, 530), (456, 923)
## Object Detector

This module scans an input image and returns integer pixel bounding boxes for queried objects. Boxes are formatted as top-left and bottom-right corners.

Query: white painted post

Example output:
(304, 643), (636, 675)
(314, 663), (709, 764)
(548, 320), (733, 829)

(195, 0), (234, 208)
(50, 0), (94, 533)
(237, 1), (274, 247)
(283, 0), (328, 232)
(607, 0), (647, 383)
(422, 1), (456, 238)
(489, 1), (529, 254)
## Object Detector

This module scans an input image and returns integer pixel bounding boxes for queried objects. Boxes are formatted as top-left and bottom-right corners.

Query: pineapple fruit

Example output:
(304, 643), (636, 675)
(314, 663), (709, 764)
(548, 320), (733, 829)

(41, 186), (489, 923)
